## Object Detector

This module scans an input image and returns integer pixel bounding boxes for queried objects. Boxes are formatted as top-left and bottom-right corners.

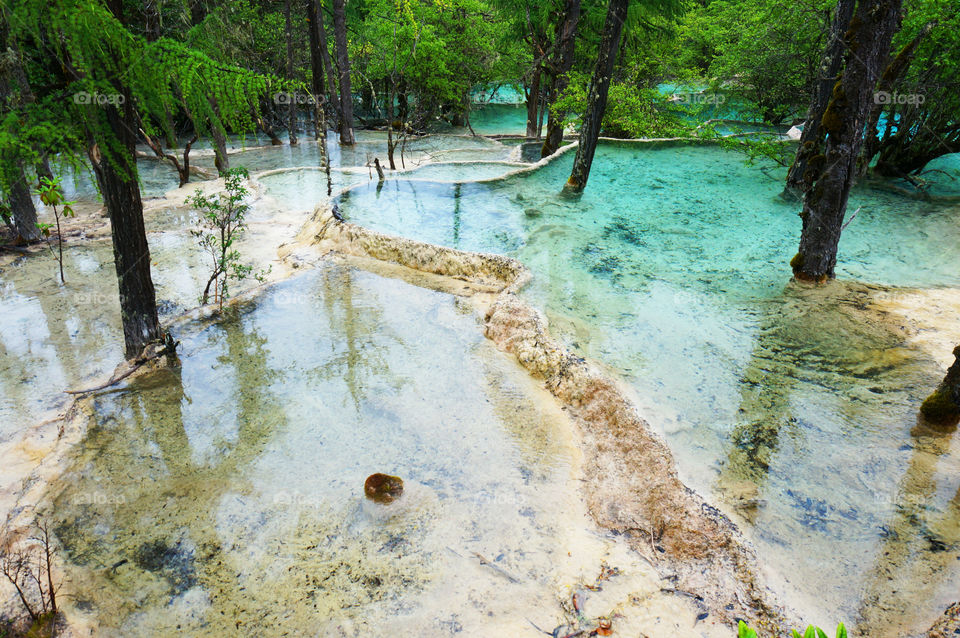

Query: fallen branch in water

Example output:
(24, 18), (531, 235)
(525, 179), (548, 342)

(841, 207), (861, 231)
(64, 335), (178, 395)
(471, 552), (520, 584)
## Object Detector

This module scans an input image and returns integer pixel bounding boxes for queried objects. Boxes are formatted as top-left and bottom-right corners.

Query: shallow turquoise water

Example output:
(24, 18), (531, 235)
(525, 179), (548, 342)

(48, 265), (589, 636)
(335, 142), (960, 634)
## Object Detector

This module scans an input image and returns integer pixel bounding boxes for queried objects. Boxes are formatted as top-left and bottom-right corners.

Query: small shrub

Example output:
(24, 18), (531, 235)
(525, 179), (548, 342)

(34, 177), (76, 284)
(189, 167), (269, 309)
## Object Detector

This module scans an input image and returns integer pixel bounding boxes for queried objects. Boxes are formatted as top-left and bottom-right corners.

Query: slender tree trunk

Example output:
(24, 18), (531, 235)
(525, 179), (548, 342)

(564, 0), (628, 193)
(792, 0), (903, 282)
(257, 116), (283, 145)
(920, 346), (960, 426)
(144, 0), (162, 41)
(209, 98), (230, 174)
(8, 166), (40, 243)
(525, 68), (541, 138)
(314, 0), (341, 129)
(95, 94), (163, 358)
(784, 0), (856, 196)
(284, 0), (298, 145)
(541, 0), (581, 157)
(332, 0), (355, 144)
(306, 0), (326, 141)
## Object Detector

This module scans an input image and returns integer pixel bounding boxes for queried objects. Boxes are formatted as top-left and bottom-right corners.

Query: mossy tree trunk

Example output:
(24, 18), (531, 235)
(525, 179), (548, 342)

(332, 0), (355, 145)
(6, 166), (41, 243)
(921, 346), (960, 425)
(792, 0), (903, 282)
(541, 0), (581, 158)
(784, 0), (856, 197)
(564, 0), (628, 193)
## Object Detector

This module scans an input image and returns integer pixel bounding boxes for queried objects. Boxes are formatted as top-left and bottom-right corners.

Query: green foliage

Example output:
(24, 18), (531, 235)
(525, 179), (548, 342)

(737, 620), (848, 638)
(189, 167), (268, 309)
(554, 73), (696, 138)
(34, 176), (76, 284)
(3, 0), (295, 192)
(673, 0), (835, 124)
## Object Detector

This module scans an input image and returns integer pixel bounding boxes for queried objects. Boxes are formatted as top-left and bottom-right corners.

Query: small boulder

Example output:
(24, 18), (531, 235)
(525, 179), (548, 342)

(364, 473), (404, 504)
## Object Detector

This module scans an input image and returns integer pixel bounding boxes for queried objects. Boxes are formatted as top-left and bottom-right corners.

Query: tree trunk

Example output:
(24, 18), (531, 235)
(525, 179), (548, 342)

(564, 0), (628, 193)
(525, 68), (541, 138)
(8, 166), (40, 243)
(1, 12), (47, 242)
(858, 20), (936, 176)
(313, 0), (341, 129)
(284, 0), (298, 145)
(332, 0), (355, 144)
(306, 0), (326, 140)
(792, 0), (903, 282)
(96, 87), (163, 359)
(920, 346), (960, 426)
(189, 0), (207, 26)
(541, 0), (581, 158)
(257, 116), (284, 145)
(209, 98), (230, 174)
(784, 0), (856, 196)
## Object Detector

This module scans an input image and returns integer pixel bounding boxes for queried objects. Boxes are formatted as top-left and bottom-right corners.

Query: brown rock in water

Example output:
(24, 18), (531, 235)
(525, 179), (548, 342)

(364, 473), (404, 504)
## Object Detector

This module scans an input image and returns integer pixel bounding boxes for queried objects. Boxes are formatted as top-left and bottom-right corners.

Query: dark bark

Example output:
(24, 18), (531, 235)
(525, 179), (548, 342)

(541, 0), (581, 158)
(874, 130), (960, 176)
(92, 0), (163, 359)
(8, 166), (40, 243)
(920, 346), (960, 426)
(313, 0), (341, 129)
(257, 117), (284, 145)
(792, 0), (904, 282)
(306, 0), (327, 140)
(525, 68), (541, 138)
(208, 98), (230, 174)
(1, 11), (46, 240)
(144, 0), (162, 41)
(141, 126), (198, 187)
(95, 97), (163, 359)
(332, 0), (355, 144)
(784, 0), (856, 196)
(858, 20), (936, 176)
(189, 0), (207, 26)
(564, 0), (628, 193)
(284, 0), (298, 145)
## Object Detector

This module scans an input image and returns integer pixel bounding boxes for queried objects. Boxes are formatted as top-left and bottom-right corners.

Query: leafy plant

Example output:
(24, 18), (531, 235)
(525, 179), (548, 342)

(189, 167), (268, 310)
(34, 176), (76, 284)
(738, 620), (848, 638)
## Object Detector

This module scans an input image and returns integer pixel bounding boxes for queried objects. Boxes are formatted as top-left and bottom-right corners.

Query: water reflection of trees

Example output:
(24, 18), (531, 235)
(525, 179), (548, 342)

(51, 307), (285, 633)
(854, 422), (960, 637)
(716, 281), (958, 634)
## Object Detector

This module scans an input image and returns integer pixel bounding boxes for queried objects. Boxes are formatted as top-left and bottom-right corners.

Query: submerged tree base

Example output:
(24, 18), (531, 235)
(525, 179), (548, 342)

(920, 346), (960, 426)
